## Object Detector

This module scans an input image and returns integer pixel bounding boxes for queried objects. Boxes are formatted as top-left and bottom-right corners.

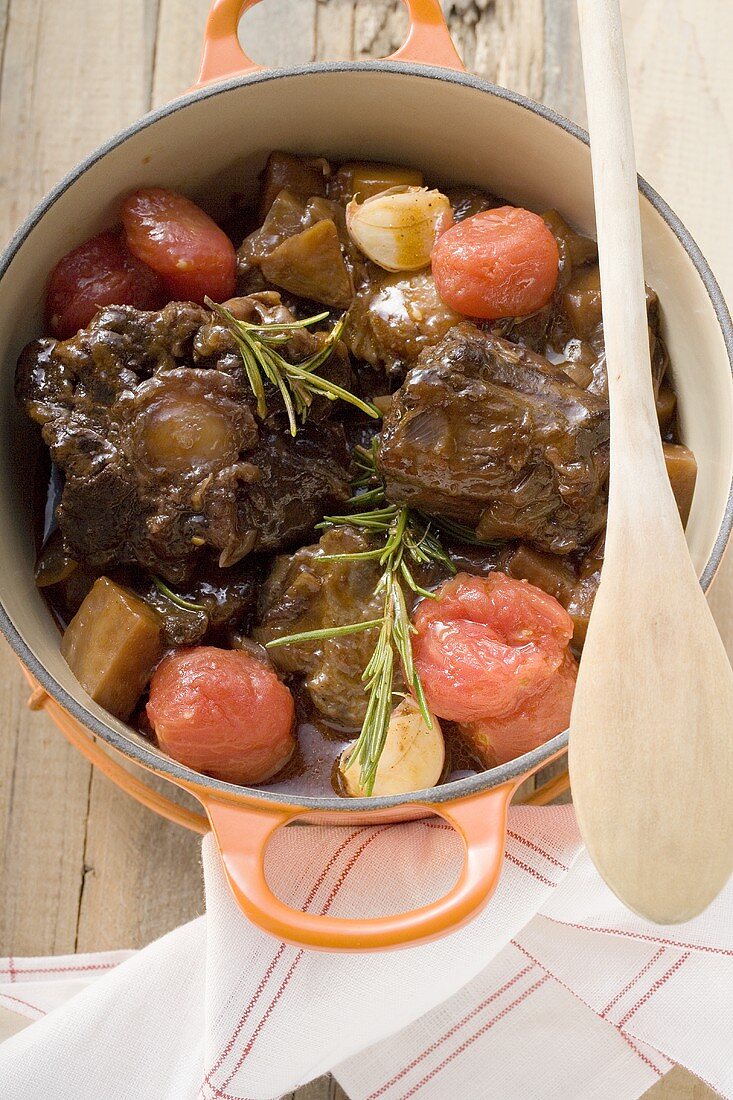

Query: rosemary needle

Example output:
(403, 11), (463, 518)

(153, 577), (207, 613)
(205, 297), (380, 435)
(264, 618), (382, 648)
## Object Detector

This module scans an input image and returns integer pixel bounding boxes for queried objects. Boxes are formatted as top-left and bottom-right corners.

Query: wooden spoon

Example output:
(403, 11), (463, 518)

(569, 0), (733, 923)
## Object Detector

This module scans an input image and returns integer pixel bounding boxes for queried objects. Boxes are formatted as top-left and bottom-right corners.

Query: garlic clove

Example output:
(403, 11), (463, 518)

(340, 695), (445, 797)
(346, 186), (453, 273)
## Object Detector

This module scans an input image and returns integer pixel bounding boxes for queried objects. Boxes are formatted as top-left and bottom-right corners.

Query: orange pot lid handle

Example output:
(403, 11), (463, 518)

(202, 780), (516, 951)
(195, 0), (464, 88)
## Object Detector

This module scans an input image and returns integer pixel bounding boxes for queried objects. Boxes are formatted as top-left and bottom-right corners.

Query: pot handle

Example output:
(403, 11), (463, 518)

(195, 0), (464, 88)
(203, 780), (516, 951)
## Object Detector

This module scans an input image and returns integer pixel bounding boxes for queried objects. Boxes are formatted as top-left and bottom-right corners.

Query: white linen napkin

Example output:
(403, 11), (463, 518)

(0, 806), (730, 1099)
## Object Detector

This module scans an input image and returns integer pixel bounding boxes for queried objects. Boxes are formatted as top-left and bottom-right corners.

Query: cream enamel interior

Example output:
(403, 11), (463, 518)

(0, 67), (731, 793)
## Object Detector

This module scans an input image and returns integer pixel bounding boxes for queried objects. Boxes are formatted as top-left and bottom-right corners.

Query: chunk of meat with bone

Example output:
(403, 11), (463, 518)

(211, 423), (351, 565)
(17, 299), (351, 583)
(54, 366), (258, 576)
(377, 323), (610, 553)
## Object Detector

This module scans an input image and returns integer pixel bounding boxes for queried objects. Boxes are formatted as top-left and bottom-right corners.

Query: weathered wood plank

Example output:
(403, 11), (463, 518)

(315, 0), (355, 61)
(0, 0), (162, 957)
(542, 0), (586, 123)
(0, 1), (9, 76)
(0, 643), (91, 954)
(448, 0), (544, 99)
(75, 768), (204, 952)
(286, 1077), (349, 1100)
(621, 0), (733, 308)
(152, 0), (218, 104)
(643, 1066), (720, 1100)
(240, 0), (317, 67)
(353, 0), (408, 59)
(0, 0), (159, 235)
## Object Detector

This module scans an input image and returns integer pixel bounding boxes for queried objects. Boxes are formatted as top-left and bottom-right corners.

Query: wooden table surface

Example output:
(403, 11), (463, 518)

(0, 2), (731, 1097)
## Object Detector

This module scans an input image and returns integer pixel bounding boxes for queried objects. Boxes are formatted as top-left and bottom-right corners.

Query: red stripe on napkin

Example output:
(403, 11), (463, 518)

(397, 975), (550, 1100)
(505, 831), (571, 871)
(617, 954), (691, 1028)
(539, 916), (733, 957)
(365, 966), (536, 1100)
(600, 948), (667, 1017)
(512, 939), (668, 1076)
(0, 992), (45, 1019)
(0, 962), (117, 978)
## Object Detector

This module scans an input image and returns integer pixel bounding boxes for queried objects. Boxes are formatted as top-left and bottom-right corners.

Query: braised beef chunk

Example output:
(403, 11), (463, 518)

(16, 301), (208, 416)
(237, 190), (359, 305)
(499, 257), (669, 402)
(18, 298), (351, 583)
(130, 556), (259, 646)
(216, 423), (350, 559)
(377, 323), (610, 553)
(345, 271), (460, 379)
(542, 209), (598, 271)
(193, 291), (355, 423)
(255, 523), (446, 726)
(258, 151), (330, 220)
(255, 528), (384, 727)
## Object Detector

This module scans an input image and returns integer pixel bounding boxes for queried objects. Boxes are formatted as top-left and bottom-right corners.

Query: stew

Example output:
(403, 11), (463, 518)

(17, 151), (696, 797)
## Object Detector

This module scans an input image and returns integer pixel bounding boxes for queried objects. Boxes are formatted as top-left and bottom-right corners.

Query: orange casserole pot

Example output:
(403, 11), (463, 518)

(2, 0), (732, 950)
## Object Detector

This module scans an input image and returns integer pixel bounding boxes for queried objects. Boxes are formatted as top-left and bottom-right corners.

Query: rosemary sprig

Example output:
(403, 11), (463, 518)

(154, 577), (207, 613)
(205, 297), (380, 436)
(265, 442), (455, 795)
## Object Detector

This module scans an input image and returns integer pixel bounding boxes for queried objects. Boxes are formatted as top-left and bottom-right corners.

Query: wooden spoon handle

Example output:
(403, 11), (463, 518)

(578, 0), (671, 492)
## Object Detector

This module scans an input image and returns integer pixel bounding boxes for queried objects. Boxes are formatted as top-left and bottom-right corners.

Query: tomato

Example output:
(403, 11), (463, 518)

(460, 651), (577, 765)
(431, 206), (560, 319)
(121, 188), (236, 304)
(147, 646), (296, 785)
(412, 572), (577, 764)
(46, 229), (165, 338)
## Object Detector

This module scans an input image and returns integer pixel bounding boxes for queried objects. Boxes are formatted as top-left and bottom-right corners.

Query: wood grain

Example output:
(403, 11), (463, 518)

(0, 1), (728, 1096)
